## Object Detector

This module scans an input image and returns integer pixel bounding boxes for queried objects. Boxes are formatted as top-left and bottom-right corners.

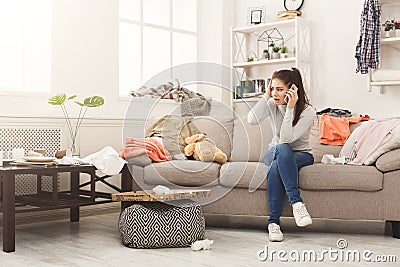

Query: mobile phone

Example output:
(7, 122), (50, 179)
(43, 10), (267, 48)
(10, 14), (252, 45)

(284, 94), (289, 103)
(284, 84), (297, 103)
(290, 84), (298, 91)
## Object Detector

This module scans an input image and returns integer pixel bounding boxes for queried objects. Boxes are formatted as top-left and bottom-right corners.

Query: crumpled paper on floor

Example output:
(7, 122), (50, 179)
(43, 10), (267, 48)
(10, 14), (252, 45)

(191, 239), (214, 251)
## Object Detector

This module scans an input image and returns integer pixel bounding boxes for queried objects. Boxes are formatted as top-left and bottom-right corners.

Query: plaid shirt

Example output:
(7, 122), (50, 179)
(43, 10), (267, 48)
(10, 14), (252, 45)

(355, 0), (381, 74)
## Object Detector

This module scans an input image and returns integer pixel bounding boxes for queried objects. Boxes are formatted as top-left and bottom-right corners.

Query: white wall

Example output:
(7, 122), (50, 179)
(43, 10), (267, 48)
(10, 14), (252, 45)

(0, 0), (229, 119)
(234, 0), (400, 118)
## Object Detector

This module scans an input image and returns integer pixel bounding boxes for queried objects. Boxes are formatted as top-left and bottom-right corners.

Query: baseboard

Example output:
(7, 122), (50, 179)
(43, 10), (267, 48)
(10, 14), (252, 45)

(0, 202), (121, 227)
(205, 214), (385, 235)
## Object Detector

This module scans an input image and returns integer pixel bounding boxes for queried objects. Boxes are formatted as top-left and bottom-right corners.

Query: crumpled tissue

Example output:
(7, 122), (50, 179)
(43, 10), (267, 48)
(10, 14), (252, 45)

(152, 185), (171, 194)
(322, 154), (346, 164)
(191, 239), (214, 251)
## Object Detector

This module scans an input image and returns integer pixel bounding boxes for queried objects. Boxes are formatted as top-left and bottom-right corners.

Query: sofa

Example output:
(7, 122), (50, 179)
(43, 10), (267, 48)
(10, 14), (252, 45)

(122, 109), (400, 238)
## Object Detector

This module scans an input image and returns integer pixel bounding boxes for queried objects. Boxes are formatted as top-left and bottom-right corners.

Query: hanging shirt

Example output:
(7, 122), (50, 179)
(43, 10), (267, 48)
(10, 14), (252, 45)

(355, 0), (381, 74)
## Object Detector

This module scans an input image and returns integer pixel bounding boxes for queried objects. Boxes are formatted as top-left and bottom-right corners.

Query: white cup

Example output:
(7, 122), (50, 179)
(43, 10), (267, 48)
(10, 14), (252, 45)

(12, 148), (25, 162)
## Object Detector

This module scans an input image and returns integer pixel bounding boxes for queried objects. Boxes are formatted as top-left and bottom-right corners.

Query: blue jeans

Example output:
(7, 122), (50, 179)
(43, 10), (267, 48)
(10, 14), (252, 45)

(264, 144), (314, 225)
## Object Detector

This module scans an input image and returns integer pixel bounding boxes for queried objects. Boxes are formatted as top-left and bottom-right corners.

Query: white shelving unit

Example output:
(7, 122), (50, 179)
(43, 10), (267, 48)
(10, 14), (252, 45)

(368, 0), (400, 93)
(231, 17), (311, 105)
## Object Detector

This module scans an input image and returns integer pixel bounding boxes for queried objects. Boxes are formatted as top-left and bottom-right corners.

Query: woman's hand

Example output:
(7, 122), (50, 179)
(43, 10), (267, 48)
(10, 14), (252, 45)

(285, 84), (298, 108)
(267, 78), (273, 97)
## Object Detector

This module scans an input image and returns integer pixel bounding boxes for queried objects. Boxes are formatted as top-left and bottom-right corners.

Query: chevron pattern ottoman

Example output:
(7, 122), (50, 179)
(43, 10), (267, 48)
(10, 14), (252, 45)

(118, 199), (205, 248)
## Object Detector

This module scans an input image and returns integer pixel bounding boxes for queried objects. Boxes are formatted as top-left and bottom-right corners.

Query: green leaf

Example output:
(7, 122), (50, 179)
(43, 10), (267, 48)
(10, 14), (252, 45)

(48, 94), (67, 105)
(81, 96), (105, 107)
(68, 95), (77, 100)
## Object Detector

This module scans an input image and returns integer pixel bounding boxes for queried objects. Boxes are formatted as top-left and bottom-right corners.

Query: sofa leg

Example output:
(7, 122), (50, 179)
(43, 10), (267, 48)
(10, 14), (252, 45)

(392, 221), (400, 238)
(385, 221), (400, 238)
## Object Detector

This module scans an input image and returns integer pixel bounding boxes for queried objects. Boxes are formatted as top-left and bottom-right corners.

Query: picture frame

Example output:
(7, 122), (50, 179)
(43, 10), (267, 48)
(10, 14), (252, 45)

(247, 7), (265, 25)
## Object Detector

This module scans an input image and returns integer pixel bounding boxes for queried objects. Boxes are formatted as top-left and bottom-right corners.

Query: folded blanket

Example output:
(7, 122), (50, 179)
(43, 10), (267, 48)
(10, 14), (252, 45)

(120, 137), (172, 162)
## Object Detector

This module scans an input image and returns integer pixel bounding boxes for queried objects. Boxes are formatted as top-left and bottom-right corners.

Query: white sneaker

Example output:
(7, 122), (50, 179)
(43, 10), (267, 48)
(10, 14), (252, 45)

(268, 223), (284, 242)
(292, 202), (312, 227)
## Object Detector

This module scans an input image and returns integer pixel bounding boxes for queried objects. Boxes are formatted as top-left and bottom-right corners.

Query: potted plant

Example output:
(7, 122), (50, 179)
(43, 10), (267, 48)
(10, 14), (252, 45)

(268, 42), (274, 54)
(262, 49), (270, 59)
(48, 94), (105, 156)
(246, 50), (257, 62)
(382, 19), (395, 38)
(271, 46), (281, 59)
(280, 45), (288, 58)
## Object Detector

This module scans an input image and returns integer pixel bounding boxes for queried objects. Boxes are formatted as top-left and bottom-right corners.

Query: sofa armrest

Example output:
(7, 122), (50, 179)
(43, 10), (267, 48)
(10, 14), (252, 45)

(376, 148), (400, 173)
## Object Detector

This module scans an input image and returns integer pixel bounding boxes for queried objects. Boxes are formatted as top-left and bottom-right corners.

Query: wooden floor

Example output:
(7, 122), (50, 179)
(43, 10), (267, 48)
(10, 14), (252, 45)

(1, 207), (399, 267)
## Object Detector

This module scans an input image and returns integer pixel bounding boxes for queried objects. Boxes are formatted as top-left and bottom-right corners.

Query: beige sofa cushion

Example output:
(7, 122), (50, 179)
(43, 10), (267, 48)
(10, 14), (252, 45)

(230, 118), (272, 162)
(376, 148), (400, 172)
(299, 163), (383, 191)
(143, 160), (220, 187)
(219, 162), (268, 190)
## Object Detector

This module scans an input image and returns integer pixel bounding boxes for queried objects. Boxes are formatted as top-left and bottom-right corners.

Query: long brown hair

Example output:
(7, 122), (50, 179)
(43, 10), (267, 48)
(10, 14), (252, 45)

(271, 68), (310, 126)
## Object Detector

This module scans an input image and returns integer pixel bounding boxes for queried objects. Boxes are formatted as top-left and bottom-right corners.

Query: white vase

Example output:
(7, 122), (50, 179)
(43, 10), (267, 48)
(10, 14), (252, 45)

(66, 148), (73, 157)
(66, 143), (79, 157)
(396, 29), (400, 37)
(385, 31), (391, 38)
(271, 52), (280, 59)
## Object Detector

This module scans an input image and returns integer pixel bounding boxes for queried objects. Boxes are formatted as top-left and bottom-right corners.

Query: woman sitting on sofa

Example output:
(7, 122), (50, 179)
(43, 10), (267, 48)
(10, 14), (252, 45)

(247, 68), (316, 242)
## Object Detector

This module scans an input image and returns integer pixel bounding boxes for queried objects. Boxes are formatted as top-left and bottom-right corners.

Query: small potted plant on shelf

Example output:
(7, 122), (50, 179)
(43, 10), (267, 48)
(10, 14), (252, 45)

(262, 49), (270, 60)
(246, 50), (257, 62)
(280, 45), (288, 59)
(271, 46), (281, 59)
(268, 42), (275, 55)
(382, 19), (395, 38)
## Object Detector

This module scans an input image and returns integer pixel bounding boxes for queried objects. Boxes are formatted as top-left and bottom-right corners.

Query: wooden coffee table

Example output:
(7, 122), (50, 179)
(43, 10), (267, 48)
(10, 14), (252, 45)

(0, 163), (96, 253)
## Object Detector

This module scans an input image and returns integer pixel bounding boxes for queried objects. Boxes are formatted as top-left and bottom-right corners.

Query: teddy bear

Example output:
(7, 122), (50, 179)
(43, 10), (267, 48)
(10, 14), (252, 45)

(184, 133), (227, 164)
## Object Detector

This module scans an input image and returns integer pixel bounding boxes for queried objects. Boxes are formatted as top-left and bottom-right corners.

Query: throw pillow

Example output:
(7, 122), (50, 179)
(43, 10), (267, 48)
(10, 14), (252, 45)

(375, 148), (400, 172)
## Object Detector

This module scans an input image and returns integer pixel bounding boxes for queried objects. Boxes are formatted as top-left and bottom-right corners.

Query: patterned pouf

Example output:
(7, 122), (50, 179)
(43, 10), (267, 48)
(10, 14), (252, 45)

(118, 199), (205, 248)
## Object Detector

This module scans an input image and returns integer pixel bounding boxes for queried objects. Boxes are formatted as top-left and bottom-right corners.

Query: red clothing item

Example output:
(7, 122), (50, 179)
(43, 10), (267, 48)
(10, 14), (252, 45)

(319, 114), (370, 145)
(119, 137), (172, 162)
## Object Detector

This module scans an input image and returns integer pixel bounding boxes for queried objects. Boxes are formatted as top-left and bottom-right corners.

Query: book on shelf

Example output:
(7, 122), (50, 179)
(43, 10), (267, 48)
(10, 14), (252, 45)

(276, 10), (302, 20)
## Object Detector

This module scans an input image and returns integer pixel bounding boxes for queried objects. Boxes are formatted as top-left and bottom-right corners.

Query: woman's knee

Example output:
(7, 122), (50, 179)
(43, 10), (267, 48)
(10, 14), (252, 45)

(275, 143), (294, 158)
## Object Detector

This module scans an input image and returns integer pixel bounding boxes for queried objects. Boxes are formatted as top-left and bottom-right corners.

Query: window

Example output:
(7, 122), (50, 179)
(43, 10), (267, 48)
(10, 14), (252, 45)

(119, 0), (198, 96)
(0, 0), (52, 93)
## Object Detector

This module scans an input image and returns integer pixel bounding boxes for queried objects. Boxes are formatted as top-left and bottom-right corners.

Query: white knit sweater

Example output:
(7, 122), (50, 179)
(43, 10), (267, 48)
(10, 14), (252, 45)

(247, 95), (316, 152)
